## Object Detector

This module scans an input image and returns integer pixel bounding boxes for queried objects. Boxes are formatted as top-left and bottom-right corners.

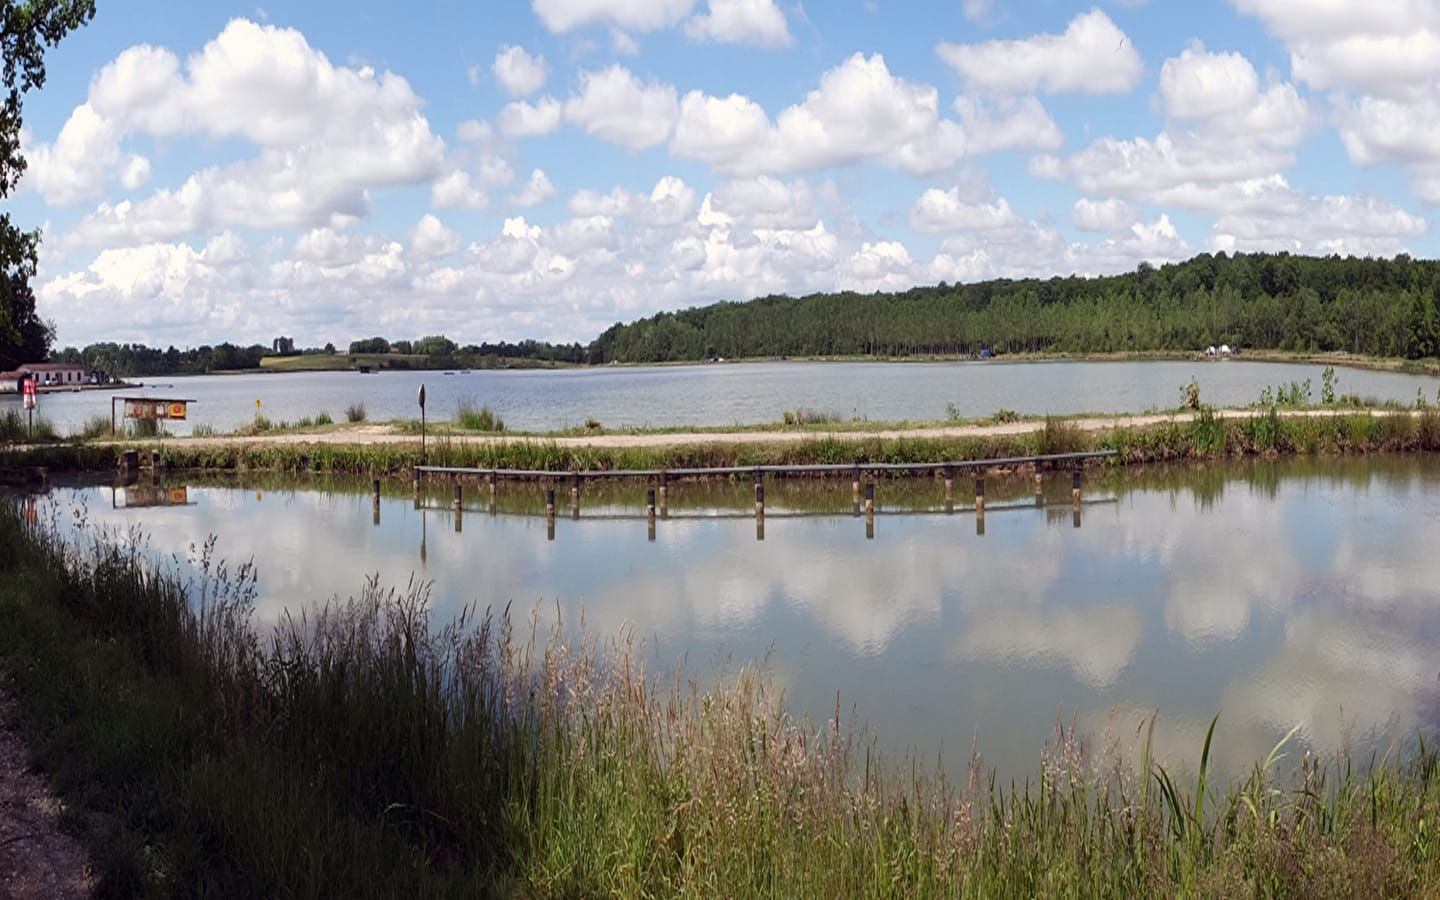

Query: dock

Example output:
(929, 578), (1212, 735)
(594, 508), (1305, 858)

(390, 449), (1118, 539)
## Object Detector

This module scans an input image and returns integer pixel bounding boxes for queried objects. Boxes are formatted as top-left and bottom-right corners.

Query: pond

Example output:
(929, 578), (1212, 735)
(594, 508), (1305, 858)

(7, 358), (1440, 436)
(35, 454), (1440, 785)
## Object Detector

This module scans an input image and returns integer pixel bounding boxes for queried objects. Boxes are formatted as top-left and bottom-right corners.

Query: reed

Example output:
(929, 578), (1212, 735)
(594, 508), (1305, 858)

(0, 407), (59, 442)
(455, 397), (505, 432)
(1, 505), (1438, 897)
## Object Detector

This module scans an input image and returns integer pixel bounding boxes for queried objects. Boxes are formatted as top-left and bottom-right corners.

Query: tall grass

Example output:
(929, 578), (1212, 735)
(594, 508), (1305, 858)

(1, 504), (1439, 897)
(455, 397), (504, 432)
(346, 401), (367, 423)
(69, 413), (113, 441)
(0, 407), (59, 442)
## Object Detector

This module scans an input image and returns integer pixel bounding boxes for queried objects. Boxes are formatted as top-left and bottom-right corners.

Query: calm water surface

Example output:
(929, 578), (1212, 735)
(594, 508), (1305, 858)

(8, 359), (1440, 435)
(40, 456), (1440, 783)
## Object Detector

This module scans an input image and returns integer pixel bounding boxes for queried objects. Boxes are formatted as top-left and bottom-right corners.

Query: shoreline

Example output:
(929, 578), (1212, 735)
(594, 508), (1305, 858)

(6, 404), (1439, 481)
(50, 348), (1440, 379)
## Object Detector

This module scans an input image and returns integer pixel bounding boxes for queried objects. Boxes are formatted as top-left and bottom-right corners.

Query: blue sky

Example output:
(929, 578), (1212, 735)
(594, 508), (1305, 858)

(12, 0), (1439, 349)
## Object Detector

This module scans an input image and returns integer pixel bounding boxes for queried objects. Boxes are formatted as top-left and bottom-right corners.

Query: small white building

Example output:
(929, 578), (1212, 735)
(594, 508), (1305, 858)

(0, 362), (87, 391)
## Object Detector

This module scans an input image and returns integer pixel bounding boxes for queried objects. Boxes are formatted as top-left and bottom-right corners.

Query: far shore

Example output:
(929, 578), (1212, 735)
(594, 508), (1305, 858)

(189, 347), (1440, 378)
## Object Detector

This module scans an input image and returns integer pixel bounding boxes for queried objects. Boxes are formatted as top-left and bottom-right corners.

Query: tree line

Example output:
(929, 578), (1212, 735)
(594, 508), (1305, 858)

(590, 252), (1440, 363)
(51, 342), (271, 376)
(26, 251), (1440, 376)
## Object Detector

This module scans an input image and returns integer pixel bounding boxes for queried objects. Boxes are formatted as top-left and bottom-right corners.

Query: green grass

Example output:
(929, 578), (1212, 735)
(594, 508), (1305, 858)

(455, 397), (504, 432)
(1, 505), (1438, 897)
(0, 407), (59, 442)
(68, 413), (113, 441)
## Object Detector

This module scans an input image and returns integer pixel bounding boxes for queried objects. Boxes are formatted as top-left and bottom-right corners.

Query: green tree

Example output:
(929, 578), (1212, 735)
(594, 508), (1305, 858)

(1, 0), (96, 369)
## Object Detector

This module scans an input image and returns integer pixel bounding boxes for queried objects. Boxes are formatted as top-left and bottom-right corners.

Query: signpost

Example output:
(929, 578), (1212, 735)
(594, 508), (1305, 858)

(21, 375), (35, 437)
(418, 384), (427, 464)
(111, 396), (196, 434)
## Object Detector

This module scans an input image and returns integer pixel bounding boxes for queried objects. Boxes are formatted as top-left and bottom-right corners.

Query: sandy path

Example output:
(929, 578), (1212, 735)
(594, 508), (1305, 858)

(110, 407), (1368, 451)
(0, 686), (94, 899)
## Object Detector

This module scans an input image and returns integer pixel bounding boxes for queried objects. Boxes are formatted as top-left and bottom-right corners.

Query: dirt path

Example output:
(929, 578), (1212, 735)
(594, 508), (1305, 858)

(0, 685), (94, 899)
(117, 407), (1370, 451)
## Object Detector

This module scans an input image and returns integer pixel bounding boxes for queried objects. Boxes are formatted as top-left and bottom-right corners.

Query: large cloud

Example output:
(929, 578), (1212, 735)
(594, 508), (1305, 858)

(671, 53), (979, 176)
(25, 19), (446, 244)
(684, 0), (791, 47)
(564, 64), (679, 150)
(936, 9), (1144, 95)
(532, 0), (695, 33)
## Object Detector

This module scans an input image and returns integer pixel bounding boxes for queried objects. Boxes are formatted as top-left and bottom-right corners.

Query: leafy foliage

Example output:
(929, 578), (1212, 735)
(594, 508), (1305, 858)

(0, 0), (95, 369)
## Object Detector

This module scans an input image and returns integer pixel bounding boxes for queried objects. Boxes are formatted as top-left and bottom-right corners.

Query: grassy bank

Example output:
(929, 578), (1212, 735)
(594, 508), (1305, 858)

(9, 407), (1440, 480)
(1, 503), (1438, 897)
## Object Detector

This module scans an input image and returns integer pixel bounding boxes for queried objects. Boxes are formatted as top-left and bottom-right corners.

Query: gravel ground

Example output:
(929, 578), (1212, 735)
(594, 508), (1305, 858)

(0, 685), (94, 899)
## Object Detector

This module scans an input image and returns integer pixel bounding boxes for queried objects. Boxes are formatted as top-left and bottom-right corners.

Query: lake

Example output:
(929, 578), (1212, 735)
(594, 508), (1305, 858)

(7, 358), (1440, 436)
(38, 454), (1440, 784)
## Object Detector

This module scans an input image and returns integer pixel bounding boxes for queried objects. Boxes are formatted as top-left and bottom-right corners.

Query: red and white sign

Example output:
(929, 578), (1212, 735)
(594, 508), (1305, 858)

(21, 376), (36, 410)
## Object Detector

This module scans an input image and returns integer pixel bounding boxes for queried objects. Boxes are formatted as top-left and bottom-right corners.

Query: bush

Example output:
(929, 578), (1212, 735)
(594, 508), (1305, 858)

(345, 403), (367, 423)
(315, 411), (334, 426)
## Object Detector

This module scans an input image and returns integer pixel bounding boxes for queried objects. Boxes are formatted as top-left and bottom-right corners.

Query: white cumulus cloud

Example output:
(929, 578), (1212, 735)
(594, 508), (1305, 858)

(492, 45), (548, 97)
(684, 0), (792, 47)
(564, 64), (679, 150)
(937, 9), (1144, 95)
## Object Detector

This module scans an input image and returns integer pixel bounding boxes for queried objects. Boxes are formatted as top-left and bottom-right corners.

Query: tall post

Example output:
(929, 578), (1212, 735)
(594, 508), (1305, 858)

(418, 384), (427, 465)
(647, 488), (657, 542)
(754, 470), (764, 518)
(1035, 460), (1044, 506)
(372, 478), (381, 525)
(1072, 470), (1082, 507)
(943, 464), (954, 504)
(864, 480), (875, 517)
(454, 481), (463, 533)
(488, 471), (497, 513)
(659, 470), (669, 519)
(852, 466), (861, 504)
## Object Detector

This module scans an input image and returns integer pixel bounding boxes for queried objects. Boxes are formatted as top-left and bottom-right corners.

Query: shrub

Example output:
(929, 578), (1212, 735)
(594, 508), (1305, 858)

(1036, 416), (1087, 455)
(345, 402), (367, 423)
(796, 408), (843, 426)
(315, 411), (334, 426)
(1181, 378), (1201, 411)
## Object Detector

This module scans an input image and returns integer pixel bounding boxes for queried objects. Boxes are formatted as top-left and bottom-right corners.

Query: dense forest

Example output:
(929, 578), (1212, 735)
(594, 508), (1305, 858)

(591, 252), (1440, 363)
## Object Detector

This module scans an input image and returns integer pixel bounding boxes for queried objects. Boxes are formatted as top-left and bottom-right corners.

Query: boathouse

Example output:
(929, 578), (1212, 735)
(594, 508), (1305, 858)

(0, 362), (87, 391)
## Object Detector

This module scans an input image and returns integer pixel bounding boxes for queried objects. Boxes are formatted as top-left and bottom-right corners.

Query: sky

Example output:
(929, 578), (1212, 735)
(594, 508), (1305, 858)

(11, 0), (1440, 351)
